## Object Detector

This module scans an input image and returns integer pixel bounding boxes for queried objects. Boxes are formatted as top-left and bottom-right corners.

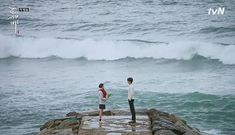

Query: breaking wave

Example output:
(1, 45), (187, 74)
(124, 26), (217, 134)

(0, 34), (235, 65)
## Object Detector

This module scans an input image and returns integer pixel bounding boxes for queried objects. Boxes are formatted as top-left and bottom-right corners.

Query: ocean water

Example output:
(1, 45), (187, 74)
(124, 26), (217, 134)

(0, 0), (235, 135)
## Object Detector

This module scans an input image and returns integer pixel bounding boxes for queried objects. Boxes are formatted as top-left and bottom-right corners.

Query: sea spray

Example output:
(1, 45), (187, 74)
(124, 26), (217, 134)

(0, 34), (235, 64)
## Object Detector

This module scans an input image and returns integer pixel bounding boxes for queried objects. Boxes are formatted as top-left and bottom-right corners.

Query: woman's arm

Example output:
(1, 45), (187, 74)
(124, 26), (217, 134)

(100, 92), (107, 101)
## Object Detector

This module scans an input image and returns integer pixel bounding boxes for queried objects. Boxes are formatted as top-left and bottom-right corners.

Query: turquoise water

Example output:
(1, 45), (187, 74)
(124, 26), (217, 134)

(0, 0), (235, 135)
(0, 58), (235, 135)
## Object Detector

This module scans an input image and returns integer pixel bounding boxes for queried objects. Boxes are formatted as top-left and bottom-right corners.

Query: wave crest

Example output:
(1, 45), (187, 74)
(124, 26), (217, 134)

(0, 34), (235, 65)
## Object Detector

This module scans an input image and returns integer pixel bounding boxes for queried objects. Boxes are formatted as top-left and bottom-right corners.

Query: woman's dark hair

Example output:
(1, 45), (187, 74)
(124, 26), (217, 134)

(127, 77), (133, 83)
(99, 83), (104, 88)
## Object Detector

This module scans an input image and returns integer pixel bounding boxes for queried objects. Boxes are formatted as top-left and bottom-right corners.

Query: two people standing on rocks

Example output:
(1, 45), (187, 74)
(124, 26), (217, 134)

(98, 77), (136, 124)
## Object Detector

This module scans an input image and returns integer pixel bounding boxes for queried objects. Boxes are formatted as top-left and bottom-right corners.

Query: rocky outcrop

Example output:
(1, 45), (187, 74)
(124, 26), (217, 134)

(148, 109), (201, 135)
(37, 109), (203, 135)
(38, 114), (82, 135)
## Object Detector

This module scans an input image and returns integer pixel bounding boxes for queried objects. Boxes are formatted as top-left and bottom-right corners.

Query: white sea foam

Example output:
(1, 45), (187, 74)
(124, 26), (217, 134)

(0, 34), (235, 64)
(202, 129), (222, 135)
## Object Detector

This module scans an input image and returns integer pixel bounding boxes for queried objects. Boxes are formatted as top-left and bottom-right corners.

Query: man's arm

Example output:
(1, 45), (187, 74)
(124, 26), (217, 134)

(128, 86), (133, 100)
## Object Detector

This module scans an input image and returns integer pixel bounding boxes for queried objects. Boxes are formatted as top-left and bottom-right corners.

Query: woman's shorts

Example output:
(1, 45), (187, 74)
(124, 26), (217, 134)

(99, 104), (105, 109)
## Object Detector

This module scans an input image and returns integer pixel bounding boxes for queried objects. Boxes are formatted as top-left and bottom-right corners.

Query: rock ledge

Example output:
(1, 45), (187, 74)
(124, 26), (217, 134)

(37, 109), (203, 135)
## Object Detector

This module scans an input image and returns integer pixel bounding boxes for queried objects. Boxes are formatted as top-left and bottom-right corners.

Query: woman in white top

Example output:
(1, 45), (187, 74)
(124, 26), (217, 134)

(98, 83), (108, 122)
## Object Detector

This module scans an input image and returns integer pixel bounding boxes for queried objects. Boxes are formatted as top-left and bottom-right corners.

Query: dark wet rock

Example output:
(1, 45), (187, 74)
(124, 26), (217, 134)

(174, 120), (201, 135)
(102, 110), (115, 115)
(169, 114), (178, 123)
(66, 112), (82, 118)
(152, 118), (185, 135)
(40, 118), (68, 131)
(38, 128), (75, 135)
(38, 117), (81, 135)
(38, 109), (203, 135)
(148, 109), (201, 135)
(148, 109), (160, 122)
(40, 120), (54, 131)
(154, 130), (177, 135)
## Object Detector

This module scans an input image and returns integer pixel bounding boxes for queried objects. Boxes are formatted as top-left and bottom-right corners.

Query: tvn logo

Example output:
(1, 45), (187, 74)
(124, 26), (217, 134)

(208, 7), (225, 15)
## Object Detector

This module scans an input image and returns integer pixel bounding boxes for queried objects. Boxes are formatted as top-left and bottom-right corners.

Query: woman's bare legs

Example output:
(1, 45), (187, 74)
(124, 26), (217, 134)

(99, 109), (103, 121)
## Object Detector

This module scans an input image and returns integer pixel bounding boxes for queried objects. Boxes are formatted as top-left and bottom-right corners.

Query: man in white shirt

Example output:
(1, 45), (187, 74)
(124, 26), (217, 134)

(127, 77), (136, 123)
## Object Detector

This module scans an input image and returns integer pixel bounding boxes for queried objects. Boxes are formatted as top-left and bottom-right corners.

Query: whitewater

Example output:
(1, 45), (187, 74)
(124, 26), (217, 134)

(0, 0), (235, 135)
(1, 34), (235, 65)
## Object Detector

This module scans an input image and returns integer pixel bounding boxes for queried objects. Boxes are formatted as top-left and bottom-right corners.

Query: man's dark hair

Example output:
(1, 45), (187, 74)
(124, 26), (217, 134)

(99, 83), (104, 88)
(127, 77), (133, 83)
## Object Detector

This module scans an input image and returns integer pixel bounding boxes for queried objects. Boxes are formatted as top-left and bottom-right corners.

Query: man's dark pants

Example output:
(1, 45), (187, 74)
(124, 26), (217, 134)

(128, 99), (136, 122)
